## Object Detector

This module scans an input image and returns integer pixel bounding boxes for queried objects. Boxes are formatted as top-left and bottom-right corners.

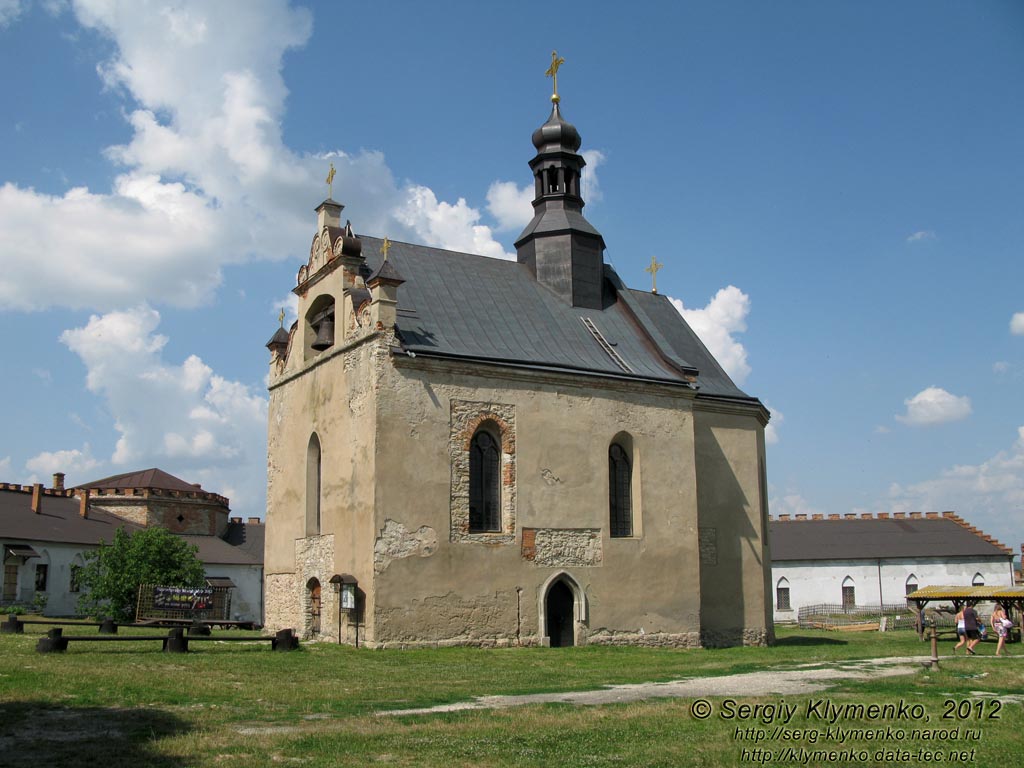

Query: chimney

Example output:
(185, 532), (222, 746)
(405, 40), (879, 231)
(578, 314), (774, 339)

(925, 512), (939, 519)
(78, 489), (90, 518)
(795, 514), (808, 520)
(860, 513), (873, 519)
(247, 517), (261, 525)
(894, 512), (906, 519)
(844, 514), (857, 519)
(52, 472), (65, 491)
(778, 514), (790, 521)
(230, 517), (242, 524)
(877, 513), (889, 519)
(31, 483), (43, 514)
(828, 514), (840, 520)
(909, 512), (923, 519)
(811, 514), (823, 520)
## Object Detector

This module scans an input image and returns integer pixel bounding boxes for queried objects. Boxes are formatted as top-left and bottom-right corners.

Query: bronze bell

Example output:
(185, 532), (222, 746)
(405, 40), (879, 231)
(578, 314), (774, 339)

(311, 317), (334, 351)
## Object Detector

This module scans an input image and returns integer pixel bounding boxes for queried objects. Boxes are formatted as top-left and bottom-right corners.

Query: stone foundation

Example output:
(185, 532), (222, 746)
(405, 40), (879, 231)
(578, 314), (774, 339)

(700, 626), (772, 648)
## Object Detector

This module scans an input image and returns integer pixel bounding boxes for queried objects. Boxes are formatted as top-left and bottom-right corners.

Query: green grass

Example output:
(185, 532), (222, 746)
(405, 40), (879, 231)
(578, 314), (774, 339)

(1, 624), (1021, 767)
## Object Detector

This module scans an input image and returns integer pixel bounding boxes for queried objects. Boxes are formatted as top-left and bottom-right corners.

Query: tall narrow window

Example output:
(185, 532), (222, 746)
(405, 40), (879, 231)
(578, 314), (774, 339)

(34, 564), (48, 592)
(306, 433), (322, 536)
(469, 429), (500, 532)
(609, 443), (632, 537)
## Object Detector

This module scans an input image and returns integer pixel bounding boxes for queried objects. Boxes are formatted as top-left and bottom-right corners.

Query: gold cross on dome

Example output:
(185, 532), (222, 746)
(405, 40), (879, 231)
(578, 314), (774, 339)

(381, 236), (391, 260)
(325, 162), (336, 199)
(545, 50), (566, 103)
(645, 256), (664, 294)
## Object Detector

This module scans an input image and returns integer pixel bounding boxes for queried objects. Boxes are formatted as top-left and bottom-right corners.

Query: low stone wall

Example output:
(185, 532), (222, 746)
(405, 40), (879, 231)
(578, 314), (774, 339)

(700, 626), (772, 648)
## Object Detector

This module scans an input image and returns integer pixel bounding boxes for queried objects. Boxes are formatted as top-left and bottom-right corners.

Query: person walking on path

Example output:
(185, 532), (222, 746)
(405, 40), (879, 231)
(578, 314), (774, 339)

(991, 605), (1011, 657)
(963, 603), (982, 655)
(953, 608), (967, 654)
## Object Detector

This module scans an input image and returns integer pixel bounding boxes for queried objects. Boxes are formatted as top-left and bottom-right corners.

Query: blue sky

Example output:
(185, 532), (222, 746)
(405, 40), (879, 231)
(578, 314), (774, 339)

(1, 1), (1022, 551)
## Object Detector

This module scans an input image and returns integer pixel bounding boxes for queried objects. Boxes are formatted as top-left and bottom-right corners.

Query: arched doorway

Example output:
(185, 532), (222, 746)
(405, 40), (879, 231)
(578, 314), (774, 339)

(546, 580), (575, 647)
(307, 578), (322, 636)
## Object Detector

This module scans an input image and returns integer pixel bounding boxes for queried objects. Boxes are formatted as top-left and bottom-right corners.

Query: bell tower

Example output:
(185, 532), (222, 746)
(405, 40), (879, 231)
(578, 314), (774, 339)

(515, 52), (606, 309)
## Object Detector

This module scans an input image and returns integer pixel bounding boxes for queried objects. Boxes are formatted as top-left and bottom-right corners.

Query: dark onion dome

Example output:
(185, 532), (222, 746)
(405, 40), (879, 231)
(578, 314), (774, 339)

(531, 102), (582, 154)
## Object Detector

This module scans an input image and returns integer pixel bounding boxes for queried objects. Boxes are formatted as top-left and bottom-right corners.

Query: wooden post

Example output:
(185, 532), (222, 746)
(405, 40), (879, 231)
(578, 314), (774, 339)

(929, 624), (940, 670)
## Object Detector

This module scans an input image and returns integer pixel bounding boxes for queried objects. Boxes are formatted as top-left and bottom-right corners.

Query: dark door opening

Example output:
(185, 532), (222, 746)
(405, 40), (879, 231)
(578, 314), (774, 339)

(546, 580), (575, 647)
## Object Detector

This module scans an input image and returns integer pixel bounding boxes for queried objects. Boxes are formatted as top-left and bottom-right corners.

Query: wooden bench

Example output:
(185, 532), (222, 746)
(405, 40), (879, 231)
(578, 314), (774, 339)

(35, 627), (299, 654)
(3, 614), (119, 634)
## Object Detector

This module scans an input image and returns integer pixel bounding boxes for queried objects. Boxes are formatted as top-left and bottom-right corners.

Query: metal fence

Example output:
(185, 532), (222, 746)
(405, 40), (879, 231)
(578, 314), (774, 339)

(796, 602), (944, 632)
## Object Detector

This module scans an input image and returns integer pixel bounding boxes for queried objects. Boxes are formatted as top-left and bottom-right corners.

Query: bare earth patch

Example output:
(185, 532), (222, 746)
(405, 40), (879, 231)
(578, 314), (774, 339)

(379, 655), (936, 716)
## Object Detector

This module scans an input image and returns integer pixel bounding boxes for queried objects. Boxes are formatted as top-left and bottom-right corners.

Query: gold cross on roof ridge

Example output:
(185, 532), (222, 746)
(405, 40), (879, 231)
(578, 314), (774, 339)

(545, 50), (565, 103)
(326, 162), (336, 199)
(381, 236), (391, 260)
(645, 256), (664, 294)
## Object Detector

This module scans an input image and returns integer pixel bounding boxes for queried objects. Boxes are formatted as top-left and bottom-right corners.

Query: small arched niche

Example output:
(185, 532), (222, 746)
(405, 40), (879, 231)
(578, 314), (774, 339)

(304, 294), (336, 360)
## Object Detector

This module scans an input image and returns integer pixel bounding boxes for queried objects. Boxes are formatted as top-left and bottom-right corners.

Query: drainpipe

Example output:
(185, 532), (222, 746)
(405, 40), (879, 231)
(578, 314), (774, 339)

(877, 559), (884, 610)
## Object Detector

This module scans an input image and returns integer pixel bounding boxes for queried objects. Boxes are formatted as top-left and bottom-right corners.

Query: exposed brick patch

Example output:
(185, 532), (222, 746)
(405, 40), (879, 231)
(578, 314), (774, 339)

(449, 400), (516, 545)
(521, 528), (537, 561)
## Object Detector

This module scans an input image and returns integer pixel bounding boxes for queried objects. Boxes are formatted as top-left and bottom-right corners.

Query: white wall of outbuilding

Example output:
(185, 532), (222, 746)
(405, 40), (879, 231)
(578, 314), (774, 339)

(772, 556), (1015, 623)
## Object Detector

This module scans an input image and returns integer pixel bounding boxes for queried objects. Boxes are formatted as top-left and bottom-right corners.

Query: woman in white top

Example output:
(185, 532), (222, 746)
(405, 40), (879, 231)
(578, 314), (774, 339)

(991, 605), (1011, 657)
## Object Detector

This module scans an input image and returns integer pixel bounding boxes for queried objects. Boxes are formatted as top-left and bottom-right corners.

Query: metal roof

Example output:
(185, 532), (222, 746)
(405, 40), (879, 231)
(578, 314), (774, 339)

(907, 586), (1024, 600)
(78, 468), (206, 494)
(357, 235), (756, 402)
(770, 517), (1012, 561)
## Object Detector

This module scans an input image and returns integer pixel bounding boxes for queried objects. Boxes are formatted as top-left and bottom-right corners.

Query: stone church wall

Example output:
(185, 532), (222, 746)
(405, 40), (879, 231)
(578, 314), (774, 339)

(367, 357), (711, 648)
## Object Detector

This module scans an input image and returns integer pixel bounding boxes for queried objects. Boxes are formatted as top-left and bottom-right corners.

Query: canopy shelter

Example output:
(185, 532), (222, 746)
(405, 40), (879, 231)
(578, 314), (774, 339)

(905, 586), (1024, 639)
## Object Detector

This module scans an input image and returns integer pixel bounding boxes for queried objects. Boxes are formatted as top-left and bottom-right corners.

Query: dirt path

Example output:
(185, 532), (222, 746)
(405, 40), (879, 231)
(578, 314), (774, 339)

(379, 655), (935, 716)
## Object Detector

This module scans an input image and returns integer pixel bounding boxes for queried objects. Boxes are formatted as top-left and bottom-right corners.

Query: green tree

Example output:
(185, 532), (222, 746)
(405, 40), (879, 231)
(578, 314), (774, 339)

(77, 527), (205, 620)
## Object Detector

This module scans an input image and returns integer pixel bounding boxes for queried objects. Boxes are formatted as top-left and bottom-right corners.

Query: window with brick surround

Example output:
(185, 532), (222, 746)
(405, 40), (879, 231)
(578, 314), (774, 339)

(469, 428), (501, 532)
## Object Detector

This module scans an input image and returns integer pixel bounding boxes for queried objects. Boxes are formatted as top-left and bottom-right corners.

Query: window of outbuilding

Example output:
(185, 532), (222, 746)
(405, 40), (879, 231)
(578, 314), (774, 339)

(905, 575), (918, 595)
(776, 578), (791, 610)
(972, 573), (985, 587)
(841, 577), (855, 610)
(69, 564), (82, 593)
(609, 443), (632, 537)
(34, 564), (48, 592)
(469, 429), (501, 532)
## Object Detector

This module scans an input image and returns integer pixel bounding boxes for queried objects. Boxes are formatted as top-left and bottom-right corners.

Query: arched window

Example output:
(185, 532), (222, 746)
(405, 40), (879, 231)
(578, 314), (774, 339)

(609, 443), (632, 537)
(306, 433), (322, 536)
(905, 574), (919, 596)
(776, 578), (791, 610)
(469, 427), (500, 532)
(972, 573), (985, 587)
(841, 576), (856, 610)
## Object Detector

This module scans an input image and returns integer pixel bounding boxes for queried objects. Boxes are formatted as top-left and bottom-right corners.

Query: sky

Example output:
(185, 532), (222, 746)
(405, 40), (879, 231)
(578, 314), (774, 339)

(1, 1), (1022, 552)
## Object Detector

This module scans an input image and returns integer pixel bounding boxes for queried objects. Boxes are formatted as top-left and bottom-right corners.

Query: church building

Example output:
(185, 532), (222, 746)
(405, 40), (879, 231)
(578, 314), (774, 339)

(263, 65), (773, 648)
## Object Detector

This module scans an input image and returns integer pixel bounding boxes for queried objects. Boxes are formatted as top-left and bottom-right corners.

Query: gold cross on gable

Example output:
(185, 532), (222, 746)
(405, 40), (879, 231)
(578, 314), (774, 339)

(545, 50), (566, 103)
(381, 236), (391, 260)
(278, 308), (286, 327)
(645, 256), (664, 294)
(325, 162), (336, 199)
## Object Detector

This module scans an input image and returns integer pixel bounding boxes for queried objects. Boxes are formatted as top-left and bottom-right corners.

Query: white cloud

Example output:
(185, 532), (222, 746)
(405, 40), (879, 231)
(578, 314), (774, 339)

(486, 180), (533, 232)
(886, 426), (1024, 549)
(993, 361), (1009, 374)
(669, 285), (751, 385)
(906, 230), (937, 243)
(581, 149), (605, 203)
(395, 185), (512, 260)
(0, 456), (11, 477)
(25, 446), (100, 479)
(895, 386), (972, 427)
(0, 0), (509, 311)
(764, 404), (783, 445)
(770, 492), (823, 518)
(59, 306), (268, 516)
(0, 0), (23, 27)
(1011, 312), (1024, 335)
